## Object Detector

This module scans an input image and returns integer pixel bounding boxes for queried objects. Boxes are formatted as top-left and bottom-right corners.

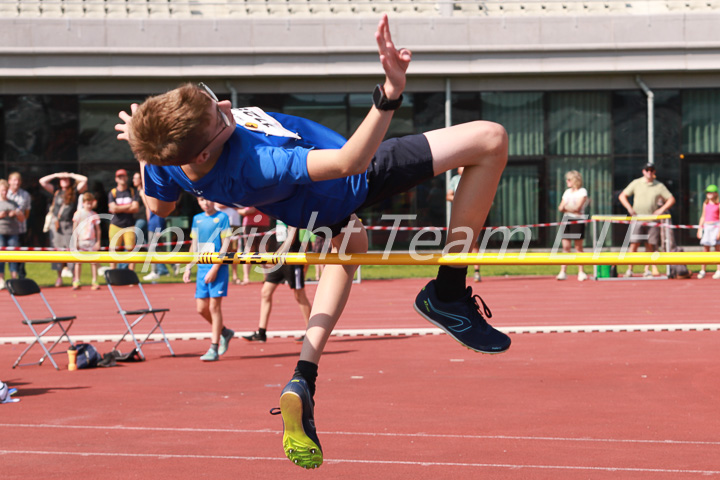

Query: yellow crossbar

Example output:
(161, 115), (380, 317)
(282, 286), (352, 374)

(590, 214), (671, 221)
(0, 251), (715, 266)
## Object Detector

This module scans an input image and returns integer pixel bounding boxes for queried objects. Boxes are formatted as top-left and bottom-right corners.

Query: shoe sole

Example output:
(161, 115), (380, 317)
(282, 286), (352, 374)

(279, 391), (323, 469)
(413, 303), (509, 355)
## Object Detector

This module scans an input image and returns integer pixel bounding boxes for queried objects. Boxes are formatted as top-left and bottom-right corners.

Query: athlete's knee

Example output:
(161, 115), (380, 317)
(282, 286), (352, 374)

(474, 121), (508, 165)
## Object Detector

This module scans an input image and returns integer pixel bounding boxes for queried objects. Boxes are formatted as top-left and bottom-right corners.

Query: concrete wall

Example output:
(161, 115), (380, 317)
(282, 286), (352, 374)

(1, 12), (720, 94)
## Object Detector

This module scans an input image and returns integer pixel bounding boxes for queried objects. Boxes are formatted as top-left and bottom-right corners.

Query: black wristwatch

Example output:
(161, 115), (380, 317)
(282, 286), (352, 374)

(372, 84), (403, 111)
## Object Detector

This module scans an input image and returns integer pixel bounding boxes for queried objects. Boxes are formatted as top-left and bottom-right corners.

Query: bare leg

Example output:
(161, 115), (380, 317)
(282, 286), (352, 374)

(413, 121), (511, 354)
(74, 262), (82, 285)
(299, 216), (367, 365)
(575, 239), (585, 274)
(293, 288), (312, 328)
(627, 242), (639, 275)
(559, 238), (571, 275)
(208, 297), (224, 344)
(701, 245), (710, 273)
(258, 281), (279, 330)
(645, 242), (655, 275)
(196, 298), (212, 327)
(425, 121), (508, 255)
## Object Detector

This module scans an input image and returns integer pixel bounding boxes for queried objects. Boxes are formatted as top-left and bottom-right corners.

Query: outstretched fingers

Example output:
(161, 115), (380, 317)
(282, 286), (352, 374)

(374, 14), (411, 97)
(115, 103), (138, 142)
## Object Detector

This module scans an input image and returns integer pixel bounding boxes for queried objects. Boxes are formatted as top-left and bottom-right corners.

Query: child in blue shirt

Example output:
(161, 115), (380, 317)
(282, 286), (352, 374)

(183, 197), (236, 362)
(117, 15), (510, 469)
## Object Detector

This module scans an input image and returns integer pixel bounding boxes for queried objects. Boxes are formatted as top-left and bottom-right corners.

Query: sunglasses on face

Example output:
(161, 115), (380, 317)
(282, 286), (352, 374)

(194, 82), (233, 156)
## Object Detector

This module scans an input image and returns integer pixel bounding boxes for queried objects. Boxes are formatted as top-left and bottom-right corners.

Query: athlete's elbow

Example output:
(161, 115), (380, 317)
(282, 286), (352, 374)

(341, 157), (371, 177)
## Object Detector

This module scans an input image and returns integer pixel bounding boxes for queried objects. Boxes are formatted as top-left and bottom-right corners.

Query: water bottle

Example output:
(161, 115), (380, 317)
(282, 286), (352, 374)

(67, 345), (77, 371)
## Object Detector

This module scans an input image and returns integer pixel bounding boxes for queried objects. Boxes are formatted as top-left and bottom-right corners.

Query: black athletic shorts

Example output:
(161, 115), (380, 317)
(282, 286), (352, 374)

(563, 222), (586, 239)
(265, 263), (305, 289)
(325, 134), (434, 238)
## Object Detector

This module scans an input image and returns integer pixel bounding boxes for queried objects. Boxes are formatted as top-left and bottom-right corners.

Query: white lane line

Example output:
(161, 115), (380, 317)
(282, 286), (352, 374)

(0, 449), (718, 475)
(1, 324), (719, 344)
(1, 424), (718, 446)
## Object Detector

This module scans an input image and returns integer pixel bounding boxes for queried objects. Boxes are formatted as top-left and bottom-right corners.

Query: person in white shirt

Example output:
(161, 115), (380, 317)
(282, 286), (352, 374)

(557, 170), (589, 281)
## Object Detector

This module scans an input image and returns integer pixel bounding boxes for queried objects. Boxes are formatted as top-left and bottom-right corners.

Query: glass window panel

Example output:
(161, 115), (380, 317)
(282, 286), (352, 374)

(487, 164), (540, 243)
(654, 90), (681, 156)
(4, 95), (78, 164)
(451, 92), (482, 125)
(549, 92), (611, 155)
(682, 89), (720, 153)
(612, 90), (646, 156)
(283, 94), (349, 138)
(79, 98), (137, 164)
(482, 92), (544, 156)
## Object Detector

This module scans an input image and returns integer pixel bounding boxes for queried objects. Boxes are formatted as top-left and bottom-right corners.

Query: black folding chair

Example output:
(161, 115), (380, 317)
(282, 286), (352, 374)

(104, 269), (174, 360)
(6, 278), (75, 370)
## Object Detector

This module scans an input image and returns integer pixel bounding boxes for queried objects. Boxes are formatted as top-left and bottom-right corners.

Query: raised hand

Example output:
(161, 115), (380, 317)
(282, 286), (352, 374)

(375, 14), (412, 100)
(116, 103), (139, 143)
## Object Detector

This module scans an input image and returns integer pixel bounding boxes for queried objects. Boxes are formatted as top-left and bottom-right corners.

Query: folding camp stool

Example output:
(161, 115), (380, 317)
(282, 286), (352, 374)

(6, 278), (76, 370)
(104, 269), (174, 360)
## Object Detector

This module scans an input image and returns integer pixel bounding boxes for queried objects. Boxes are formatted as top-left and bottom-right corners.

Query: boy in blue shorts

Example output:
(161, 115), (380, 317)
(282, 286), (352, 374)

(183, 197), (236, 362)
(117, 14), (510, 468)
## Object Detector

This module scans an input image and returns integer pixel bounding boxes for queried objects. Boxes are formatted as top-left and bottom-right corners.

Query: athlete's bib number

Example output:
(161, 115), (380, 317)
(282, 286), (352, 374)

(232, 107), (301, 140)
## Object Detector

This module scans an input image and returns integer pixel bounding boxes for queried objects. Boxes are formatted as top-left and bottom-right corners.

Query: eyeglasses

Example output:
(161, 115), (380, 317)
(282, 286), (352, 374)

(194, 82), (233, 157)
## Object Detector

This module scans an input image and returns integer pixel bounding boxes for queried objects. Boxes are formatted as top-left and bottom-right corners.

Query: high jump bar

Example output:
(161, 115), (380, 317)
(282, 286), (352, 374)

(0, 251), (717, 266)
(591, 214), (671, 221)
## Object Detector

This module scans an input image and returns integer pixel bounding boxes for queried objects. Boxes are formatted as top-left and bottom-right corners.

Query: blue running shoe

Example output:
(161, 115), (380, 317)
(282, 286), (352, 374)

(272, 377), (323, 469)
(414, 279), (511, 354)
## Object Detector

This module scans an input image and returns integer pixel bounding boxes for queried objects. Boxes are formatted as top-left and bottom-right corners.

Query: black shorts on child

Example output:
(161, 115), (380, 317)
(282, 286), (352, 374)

(266, 264), (305, 290)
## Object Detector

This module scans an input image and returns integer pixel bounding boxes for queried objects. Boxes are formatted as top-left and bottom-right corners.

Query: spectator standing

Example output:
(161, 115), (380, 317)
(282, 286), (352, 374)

(696, 184), (720, 279)
(107, 169), (140, 270)
(556, 170), (589, 281)
(0, 179), (25, 289)
(618, 163), (676, 277)
(71, 192), (101, 290)
(39, 172), (88, 287)
(7, 172), (31, 279)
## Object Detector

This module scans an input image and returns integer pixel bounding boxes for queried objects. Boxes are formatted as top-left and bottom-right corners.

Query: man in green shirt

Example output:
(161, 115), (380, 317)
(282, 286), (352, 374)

(618, 163), (675, 277)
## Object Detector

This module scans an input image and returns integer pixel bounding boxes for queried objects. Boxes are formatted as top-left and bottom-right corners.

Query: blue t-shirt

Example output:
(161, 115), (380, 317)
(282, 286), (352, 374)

(144, 110), (369, 229)
(190, 210), (232, 270)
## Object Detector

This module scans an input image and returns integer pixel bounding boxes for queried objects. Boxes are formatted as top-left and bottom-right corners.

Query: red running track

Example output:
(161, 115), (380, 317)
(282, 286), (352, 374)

(1, 275), (719, 479)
